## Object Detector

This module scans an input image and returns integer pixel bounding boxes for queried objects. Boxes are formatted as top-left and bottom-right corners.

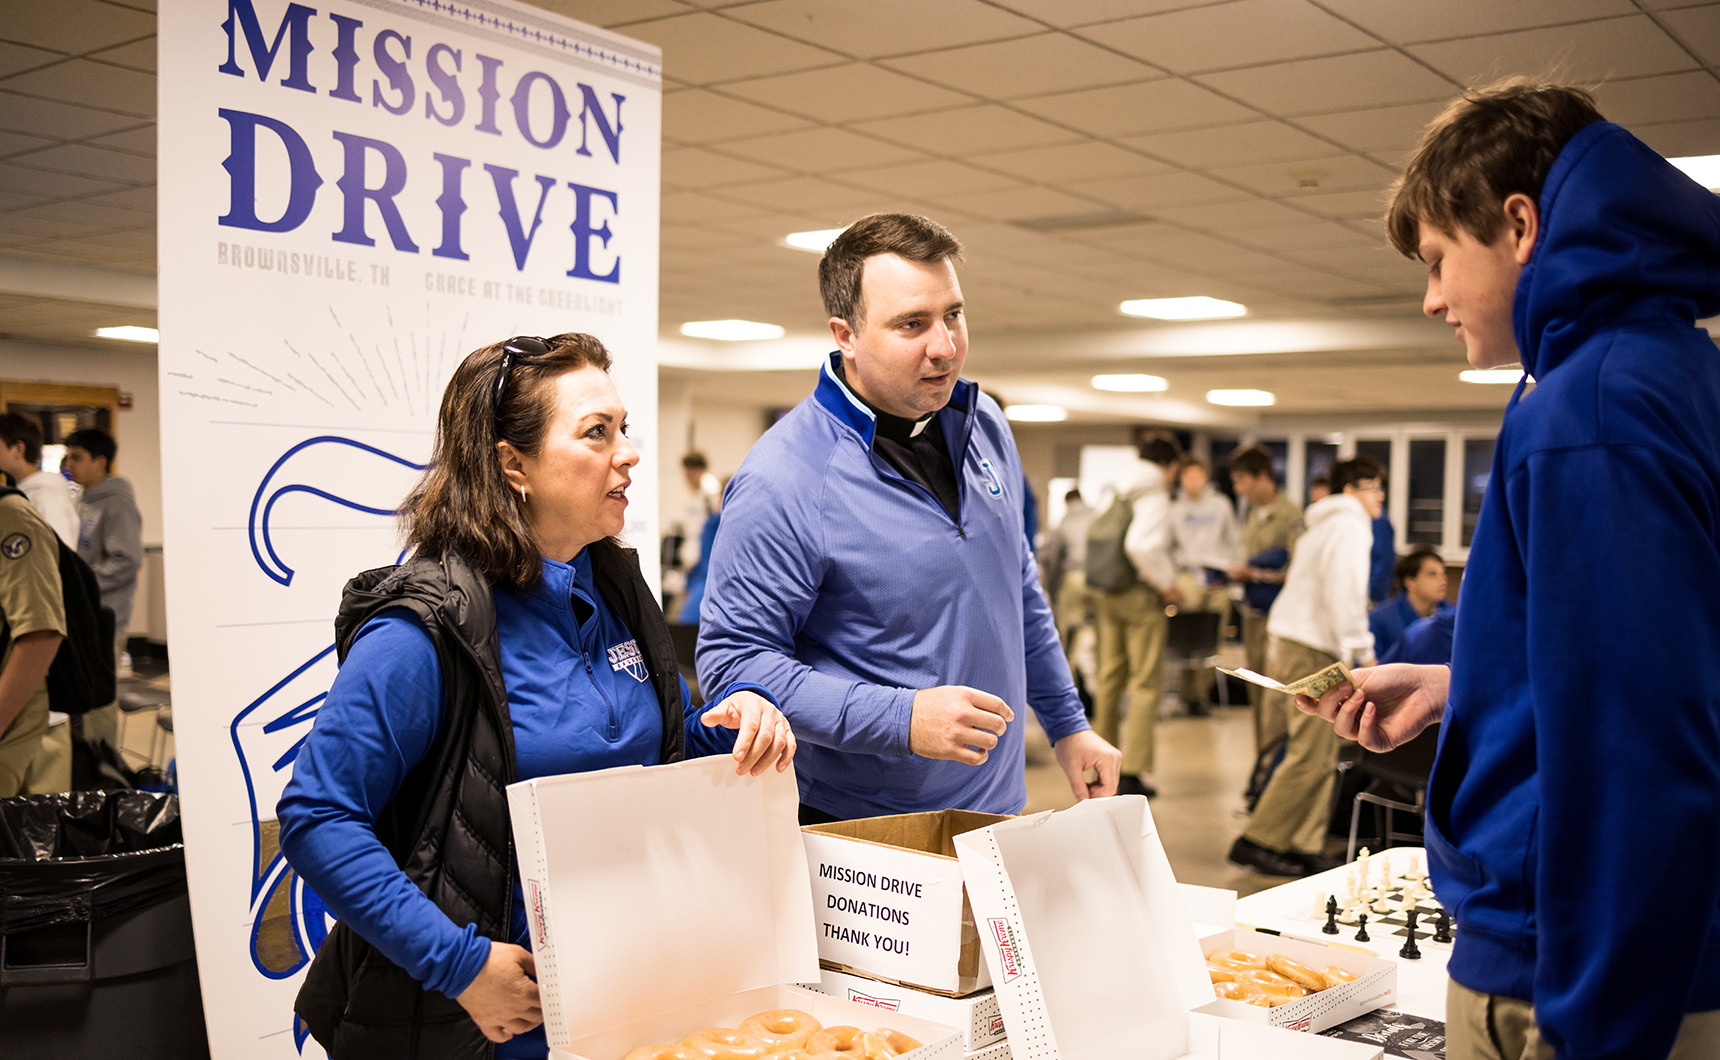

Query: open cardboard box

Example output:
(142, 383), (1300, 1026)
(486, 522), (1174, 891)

(952, 796), (1383, 1060)
(506, 756), (963, 1060)
(802, 809), (1011, 995)
(799, 964), (1006, 1050)
(1195, 928), (1396, 1034)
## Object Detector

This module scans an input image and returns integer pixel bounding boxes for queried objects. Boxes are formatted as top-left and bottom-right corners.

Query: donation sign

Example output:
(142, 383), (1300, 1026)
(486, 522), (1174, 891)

(156, 2), (660, 1054)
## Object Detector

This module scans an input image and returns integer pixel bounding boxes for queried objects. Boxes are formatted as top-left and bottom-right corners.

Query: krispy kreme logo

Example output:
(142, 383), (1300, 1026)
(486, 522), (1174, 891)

(1285, 1016), (1312, 1032)
(527, 879), (548, 947)
(988, 917), (1024, 983)
(846, 989), (900, 1012)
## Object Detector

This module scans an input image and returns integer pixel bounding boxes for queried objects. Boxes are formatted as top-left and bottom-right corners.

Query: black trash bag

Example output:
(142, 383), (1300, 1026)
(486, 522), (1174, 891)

(0, 791), (185, 935)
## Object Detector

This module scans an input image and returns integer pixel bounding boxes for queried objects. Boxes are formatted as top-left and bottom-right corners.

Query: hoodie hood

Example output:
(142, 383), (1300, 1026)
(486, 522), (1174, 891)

(1304, 491), (1369, 528)
(81, 475), (136, 506)
(1515, 121), (1720, 380)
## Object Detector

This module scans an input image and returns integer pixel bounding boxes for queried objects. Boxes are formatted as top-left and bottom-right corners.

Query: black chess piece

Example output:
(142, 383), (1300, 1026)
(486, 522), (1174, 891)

(1323, 895), (1340, 935)
(1399, 909), (1422, 959)
(1354, 912), (1369, 943)
(1433, 909), (1453, 944)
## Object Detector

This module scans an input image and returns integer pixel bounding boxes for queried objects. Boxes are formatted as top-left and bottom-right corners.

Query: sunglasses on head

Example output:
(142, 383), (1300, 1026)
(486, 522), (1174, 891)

(492, 335), (551, 420)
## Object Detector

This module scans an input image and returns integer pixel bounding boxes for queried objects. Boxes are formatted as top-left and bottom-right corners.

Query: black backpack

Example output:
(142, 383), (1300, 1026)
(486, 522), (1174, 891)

(0, 486), (116, 713)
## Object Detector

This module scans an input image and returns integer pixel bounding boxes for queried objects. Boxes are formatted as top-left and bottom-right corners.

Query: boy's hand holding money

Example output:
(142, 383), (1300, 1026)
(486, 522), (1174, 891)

(1294, 663), (1449, 753)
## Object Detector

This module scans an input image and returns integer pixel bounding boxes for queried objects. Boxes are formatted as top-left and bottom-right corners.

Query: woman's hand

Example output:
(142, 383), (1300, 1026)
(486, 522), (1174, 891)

(456, 942), (542, 1043)
(701, 690), (796, 776)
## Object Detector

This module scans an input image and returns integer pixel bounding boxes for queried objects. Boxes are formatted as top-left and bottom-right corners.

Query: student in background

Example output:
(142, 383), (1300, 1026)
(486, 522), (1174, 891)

(1370, 550), (1450, 659)
(1228, 446), (1303, 754)
(0, 414), (77, 546)
(1039, 488), (1096, 671)
(64, 427), (141, 750)
(1168, 457), (1239, 713)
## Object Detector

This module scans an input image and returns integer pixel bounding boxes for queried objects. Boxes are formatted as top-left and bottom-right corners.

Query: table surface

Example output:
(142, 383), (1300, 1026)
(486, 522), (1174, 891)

(1233, 848), (1450, 1021)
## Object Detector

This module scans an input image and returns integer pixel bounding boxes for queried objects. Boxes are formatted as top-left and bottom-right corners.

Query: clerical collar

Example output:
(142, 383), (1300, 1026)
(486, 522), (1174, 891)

(834, 360), (937, 444)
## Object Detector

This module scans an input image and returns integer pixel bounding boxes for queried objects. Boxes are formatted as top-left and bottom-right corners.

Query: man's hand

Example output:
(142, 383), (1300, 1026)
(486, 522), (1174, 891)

(701, 691), (797, 776)
(1294, 663), (1448, 753)
(1161, 585), (1184, 607)
(1228, 564), (1254, 583)
(1052, 729), (1120, 801)
(909, 686), (1014, 764)
(456, 942), (541, 1043)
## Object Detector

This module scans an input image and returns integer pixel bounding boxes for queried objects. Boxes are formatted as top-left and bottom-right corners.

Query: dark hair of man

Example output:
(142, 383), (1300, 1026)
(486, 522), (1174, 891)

(1329, 457), (1383, 496)
(0, 413), (43, 466)
(65, 427), (117, 467)
(399, 332), (613, 591)
(1386, 78), (1604, 258)
(1394, 549), (1444, 594)
(1179, 456), (1210, 476)
(1064, 488), (1083, 503)
(819, 213), (964, 330)
(1138, 432), (1182, 468)
(681, 451), (708, 471)
(1229, 446), (1274, 481)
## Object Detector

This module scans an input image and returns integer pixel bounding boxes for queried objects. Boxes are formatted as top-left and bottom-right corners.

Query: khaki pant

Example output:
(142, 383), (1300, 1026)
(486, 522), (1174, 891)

(1055, 570), (1095, 672)
(1242, 610), (1287, 753)
(1446, 978), (1720, 1060)
(1093, 583), (1167, 777)
(71, 629), (129, 749)
(1243, 637), (1339, 855)
(1175, 573), (1230, 707)
(0, 687), (50, 798)
(24, 717), (71, 794)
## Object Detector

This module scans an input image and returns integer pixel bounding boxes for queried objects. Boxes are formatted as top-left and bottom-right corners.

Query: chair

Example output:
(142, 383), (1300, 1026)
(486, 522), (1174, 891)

(116, 690), (170, 770)
(1344, 725), (1441, 862)
(1164, 610), (1228, 709)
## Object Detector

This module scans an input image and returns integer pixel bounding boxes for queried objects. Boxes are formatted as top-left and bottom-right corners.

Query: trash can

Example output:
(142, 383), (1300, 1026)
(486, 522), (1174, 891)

(0, 791), (210, 1060)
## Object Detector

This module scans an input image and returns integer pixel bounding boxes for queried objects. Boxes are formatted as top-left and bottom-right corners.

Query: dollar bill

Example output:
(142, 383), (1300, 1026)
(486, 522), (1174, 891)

(1218, 661), (1355, 698)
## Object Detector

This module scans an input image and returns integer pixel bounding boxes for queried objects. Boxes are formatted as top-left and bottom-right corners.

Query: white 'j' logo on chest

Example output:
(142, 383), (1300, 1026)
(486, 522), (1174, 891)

(606, 639), (648, 683)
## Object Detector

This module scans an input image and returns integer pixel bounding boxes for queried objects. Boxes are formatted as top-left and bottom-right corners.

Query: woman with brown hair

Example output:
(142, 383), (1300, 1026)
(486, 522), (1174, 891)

(278, 333), (794, 1059)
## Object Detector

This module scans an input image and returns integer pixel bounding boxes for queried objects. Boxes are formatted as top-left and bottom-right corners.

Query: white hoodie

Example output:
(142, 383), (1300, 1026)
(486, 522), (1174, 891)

(1266, 492), (1376, 664)
(1117, 462), (1176, 594)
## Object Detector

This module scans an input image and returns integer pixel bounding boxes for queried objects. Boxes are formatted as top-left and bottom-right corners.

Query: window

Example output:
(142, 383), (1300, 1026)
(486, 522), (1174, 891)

(1355, 439), (1392, 481)
(1462, 438), (1495, 547)
(1305, 441), (1337, 504)
(1407, 439), (1445, 546)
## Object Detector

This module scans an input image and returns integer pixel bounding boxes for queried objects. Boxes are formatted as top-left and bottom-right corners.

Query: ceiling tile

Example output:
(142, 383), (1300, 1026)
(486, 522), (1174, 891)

(1150, 197), (1323, 232)
(1633, 116), (1720, 157)
(0, 130), (57, 157)
(1080, 0), (1379, 74)
(0, 91), (147, 139)
(0, 161), (127, 198)
(1294, 101), (1448, 156)
(662, 89), (814, 143)
(719, 63), (975, 123)
(10, 143), (154, 183)
(971, 140), (1170, 182)
(1662, 5), (1720, 64)
(1233, 220), (1387, 251)
(1066, 170), (1251, 210)
(0, 41), (65, 78)
(1286, 187), (1392, 219)
(932, 185), (1113, 222)
(847, 104), (1083, 155)
(1316, 0), (1641, 45)
(706, 175), (895, 213)
(1594, 72), (1720, 128)
(725, 0), (1043, 58)
(983, 1), (1211, 28)
(1407, 17), (1696, 86)
(83, 125), (155, 156)
(11, 198), (154, 227)
(1208, 153), (1396, 197)
(719, 126), (924, 170)
(0, 0), (156, 54)
(531, 0), (693, 27)
(1121, 119), (1338, 168)
(2, 59), (156, 118)
(883, 34), (1157, 99)
(662, 146), (789, 189)
(78, 186), (155, 212)
(1015, 78), (1258, 136)
(839, 159), (1024, 198)
(660, 190), (776, 224)
(618, 12), (846, 83)
(0, 211), (110, 238)
(1195, 51), (1455, 116)
(86, 37), (154, 74)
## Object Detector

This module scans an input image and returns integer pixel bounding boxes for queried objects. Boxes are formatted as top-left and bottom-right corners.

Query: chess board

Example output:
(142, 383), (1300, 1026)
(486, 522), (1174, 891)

(1355, 885), (1453, 944)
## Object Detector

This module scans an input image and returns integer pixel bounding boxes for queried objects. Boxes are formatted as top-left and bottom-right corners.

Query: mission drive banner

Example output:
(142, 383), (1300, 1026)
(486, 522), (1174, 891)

(157, 2), (660, 1054)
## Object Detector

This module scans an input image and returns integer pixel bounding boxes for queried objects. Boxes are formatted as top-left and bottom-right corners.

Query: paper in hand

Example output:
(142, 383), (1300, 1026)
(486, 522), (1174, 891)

(1218, 660), (1355, 699)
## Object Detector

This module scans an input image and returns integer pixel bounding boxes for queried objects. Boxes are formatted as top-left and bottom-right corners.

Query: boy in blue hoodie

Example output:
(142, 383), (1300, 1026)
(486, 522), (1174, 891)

(1301, 81), (1720, 1059)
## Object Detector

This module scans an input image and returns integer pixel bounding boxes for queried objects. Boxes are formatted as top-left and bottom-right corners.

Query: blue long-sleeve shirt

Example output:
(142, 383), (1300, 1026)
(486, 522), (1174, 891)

(696, 356), (1088, 820)
(1429, 121), (1720, 1060)
(279, 550), (768, 1056)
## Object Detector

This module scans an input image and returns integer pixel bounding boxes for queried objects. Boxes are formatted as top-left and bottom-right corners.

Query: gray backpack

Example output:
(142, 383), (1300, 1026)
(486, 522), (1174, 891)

(1084, 488), (1147, 592)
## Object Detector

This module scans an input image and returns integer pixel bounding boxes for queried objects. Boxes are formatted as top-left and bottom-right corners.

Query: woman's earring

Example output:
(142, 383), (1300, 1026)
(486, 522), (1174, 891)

(517, 485), (528, 502)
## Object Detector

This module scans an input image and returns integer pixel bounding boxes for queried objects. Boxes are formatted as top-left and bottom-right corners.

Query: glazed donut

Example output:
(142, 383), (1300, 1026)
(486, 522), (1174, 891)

(1322, 964), (1360, 986)
(1206, 963), (1237, 983)
(759, 1052), (819, 1060)
(623, 1047), (703, 1060)
(1206, 949), (1267, 971)
(680, 1028), (771, 1059)
(1254, 981), (1308, 1006)
(739, 1010), (823, 1051)
(1213, 981), (1271, 1007)
(864, 1028), (922, 1057)
(1234, 968), (1295, 989)
(1265, 953), (1328, 992)
(805, 1026), (865, 1055)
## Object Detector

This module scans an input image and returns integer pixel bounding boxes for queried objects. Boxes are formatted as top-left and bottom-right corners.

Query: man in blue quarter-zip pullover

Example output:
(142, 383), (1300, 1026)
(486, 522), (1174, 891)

(698, 213), (1120, 823)
(1299, 82), (1720, 1059)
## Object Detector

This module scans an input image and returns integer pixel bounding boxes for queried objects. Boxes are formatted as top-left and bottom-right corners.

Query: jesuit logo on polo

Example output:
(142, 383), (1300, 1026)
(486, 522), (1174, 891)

(607, 639), (647, 682)
(978, 458), (1005, 499)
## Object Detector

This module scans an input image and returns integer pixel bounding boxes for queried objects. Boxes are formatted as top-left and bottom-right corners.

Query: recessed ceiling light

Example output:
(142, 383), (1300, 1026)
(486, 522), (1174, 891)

(1004, 404), (1067, 422)
(679, 319), (786, 342)
(1091, 373), (1168, 392)
(1206, 388), (1274, 406)
(1460, 368), (1528, 384)
(783, 228), (846, 253)
(1668, 154), (1720, 190)
(1121, 296), (1247, 321)
(94, 325), (158, 343)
